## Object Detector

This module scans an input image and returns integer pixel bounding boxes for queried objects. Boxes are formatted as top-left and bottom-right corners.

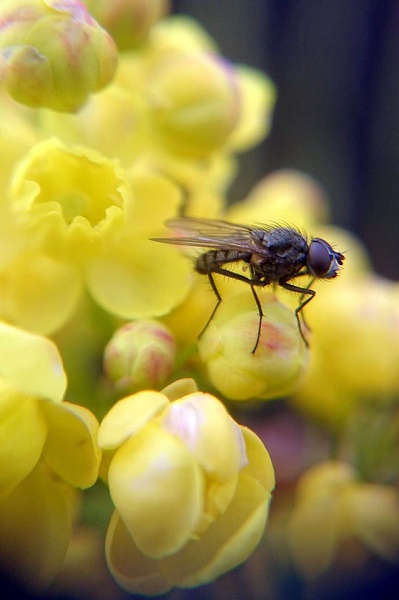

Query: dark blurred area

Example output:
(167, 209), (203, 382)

(173, 0), (399, 279)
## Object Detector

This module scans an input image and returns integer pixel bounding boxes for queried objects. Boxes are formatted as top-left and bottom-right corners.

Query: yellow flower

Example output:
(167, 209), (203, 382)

(288, 461), (399, 580)
(86, 0), (170, 51)
(145, 51), (241, 158)
(227, 169), (331, 231)
(198, 292), (308, 400)
(38, 13), (274, 183)
(98, 379), (275, 595)
(292, 275), (399, 427)
(0, 322), (101, 590)
(0, 91), (39, 196)
(227, 65), (276, 152)
(0, 0), (118, 112)
(3, 138), (191, 333)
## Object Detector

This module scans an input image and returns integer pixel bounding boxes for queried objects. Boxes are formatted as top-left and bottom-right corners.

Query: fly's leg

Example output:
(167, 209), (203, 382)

(297, 277), (315, 332)
(198, 268), (264, 355)
(249, 284), (264, 355)
(198, 272), (223, 339)
(279, 280), (316, 346)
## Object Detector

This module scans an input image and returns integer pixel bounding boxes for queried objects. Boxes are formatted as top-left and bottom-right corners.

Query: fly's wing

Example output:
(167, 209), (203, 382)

(152, 217), (261, 252)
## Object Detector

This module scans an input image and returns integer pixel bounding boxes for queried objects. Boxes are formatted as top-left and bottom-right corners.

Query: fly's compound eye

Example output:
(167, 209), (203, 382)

(307, 238), (344, 278)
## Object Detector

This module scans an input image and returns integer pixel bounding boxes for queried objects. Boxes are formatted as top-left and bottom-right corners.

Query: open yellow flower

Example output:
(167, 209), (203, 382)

(0, 322), (101, 590)
(98, 379), (275, 595)
(2, 138), (191, 333)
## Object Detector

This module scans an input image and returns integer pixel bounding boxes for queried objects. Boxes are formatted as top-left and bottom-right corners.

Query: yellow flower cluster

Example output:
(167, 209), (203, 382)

(1, 1), (398, 598)
(0, 0), (279, 595)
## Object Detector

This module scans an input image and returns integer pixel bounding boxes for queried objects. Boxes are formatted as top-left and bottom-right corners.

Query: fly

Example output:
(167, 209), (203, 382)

(152, 217), (345, 354)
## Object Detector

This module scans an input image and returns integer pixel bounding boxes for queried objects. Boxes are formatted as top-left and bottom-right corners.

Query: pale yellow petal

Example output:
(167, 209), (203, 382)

(288, 493), (340, 579)
(1, 251), (82, 335)
(161, 378), (198, 401)
(0, 460), (75, 591)
(0, 386), (46, 499)
(159, 473), (271, 587)
(241, 426), (275, 492)
(98, 391), (169, 450)
(108, 423), (204, 558)
(0, 322), (66, 402)
(343, 484), (399, 561)
(41, 401), (101, 488)
(105, 511), (172, 596)
(162, 392), (247, 481)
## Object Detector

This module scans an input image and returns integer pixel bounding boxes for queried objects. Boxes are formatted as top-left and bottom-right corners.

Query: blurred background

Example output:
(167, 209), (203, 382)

(173, 0), (399, 279)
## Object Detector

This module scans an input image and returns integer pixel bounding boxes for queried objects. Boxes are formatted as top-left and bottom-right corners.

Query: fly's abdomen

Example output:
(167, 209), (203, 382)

(195, 249), (251, 274)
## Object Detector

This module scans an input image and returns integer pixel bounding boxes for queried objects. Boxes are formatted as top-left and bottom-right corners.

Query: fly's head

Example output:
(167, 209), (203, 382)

(306, 238), (345, 279)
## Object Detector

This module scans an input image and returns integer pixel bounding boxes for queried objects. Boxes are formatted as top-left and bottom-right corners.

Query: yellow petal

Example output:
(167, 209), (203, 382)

(105, 511), (172, 596)
(200, 477), (238, 528)
(159, 473), (271, 587)
(240, 426), (275, 492)
(343, 484), (399, 561)
(288, 491), (340, 579)
(1, 250), (82, 335)
(0, 385), (46, 499)
(228, 66), (276, 151)
(127, 172), (183, 235)
(85, 172), (192, 319)
(98, 391), (169, 450)
(108, 423), (204, 558)
(162, 392), (247, 481)
(86, 237), (191, 319)
(0, 460), (75, 591)
(0, 321), (66, 402)
(41, 401), (101, 488)
(161, 378), (198, 401)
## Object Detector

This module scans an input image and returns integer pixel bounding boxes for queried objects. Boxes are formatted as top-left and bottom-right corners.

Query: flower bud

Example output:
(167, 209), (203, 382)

(228, 169), (330, 231)
(86, 0), (170, 50)
(288, 461), (399, 580)
(146, 52), (240, 157)
(104, 320), (176, 392)
(198, 292), (308, 400)
(0, 0), (117, 112)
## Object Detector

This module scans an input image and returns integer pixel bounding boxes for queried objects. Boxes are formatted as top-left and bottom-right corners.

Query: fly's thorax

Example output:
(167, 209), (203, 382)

(195, 249), (252, 274)
(251, 228), (308, 281)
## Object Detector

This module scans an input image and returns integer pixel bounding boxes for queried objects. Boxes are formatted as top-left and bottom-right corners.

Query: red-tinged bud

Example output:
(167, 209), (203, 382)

(104, 320), (176, 392)
(198, 292), (308, 401)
